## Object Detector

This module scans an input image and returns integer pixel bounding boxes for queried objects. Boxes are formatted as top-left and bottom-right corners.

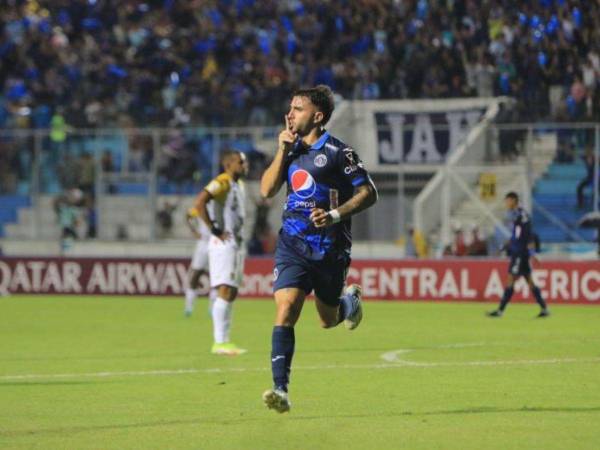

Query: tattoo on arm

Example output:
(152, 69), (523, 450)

(336, 183), (377, 219)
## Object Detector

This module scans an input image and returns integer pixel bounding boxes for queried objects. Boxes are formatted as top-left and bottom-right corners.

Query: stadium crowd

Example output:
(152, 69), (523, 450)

(1, 0), (599, 129)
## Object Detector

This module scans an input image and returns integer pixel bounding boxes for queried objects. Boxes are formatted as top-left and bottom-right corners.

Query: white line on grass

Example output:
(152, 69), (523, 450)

(380, 342), (600, 367)
(1, 357), (599, 381)
(381, 342), (488, 363)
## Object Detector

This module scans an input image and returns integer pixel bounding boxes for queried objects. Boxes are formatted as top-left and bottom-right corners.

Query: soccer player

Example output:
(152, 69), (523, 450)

(183, 206), (212, 317)
(195, 150), (249, 355)
(259, 85), (378, 413)
(488, 192), (550, 318)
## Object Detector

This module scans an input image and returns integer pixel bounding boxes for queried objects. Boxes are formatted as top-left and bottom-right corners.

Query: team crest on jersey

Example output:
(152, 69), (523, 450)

(290, 169), (316, 199)
(314, 154), (327, 167)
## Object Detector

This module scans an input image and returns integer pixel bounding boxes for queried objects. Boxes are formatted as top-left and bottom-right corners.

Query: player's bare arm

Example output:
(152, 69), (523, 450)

(185, 208), (202, 239)
(194, 190), (230, 241)
(260, 116), (297, 198)
(310, 183), (378, 228)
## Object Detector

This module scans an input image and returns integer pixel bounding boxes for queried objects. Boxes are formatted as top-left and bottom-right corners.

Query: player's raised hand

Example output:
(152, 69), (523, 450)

(278, 115), (297, 152)
(310, 208), (332, 228)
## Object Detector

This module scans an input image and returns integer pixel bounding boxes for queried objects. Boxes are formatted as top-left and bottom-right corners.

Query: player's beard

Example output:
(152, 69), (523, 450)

(293, 122), (314, 137)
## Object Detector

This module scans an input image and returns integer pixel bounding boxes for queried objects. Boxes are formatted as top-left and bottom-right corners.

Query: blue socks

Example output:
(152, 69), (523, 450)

(499, 286), (514, 311)
(532, 286), (548, 310)
(271, 326), (295, 392)
(270, 295), (355, 392)
(500, 285), (548, 311)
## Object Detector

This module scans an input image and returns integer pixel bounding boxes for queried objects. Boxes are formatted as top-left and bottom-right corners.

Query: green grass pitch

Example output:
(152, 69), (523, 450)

(1, 295), (600, 450)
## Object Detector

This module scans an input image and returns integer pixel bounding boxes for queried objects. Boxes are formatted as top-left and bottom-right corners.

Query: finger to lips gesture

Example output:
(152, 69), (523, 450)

(279, 115), (297, 151)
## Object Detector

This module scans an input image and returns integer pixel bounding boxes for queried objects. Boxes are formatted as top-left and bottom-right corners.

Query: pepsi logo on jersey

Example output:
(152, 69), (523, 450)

(291, 169), (316, 199)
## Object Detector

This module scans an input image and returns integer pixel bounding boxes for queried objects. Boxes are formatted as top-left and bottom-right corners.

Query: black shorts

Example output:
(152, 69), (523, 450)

(273, 237), (351, 307)
(508, 254), (531, 277)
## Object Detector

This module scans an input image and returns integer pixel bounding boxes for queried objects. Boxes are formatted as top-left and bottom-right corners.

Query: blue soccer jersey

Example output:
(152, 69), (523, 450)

(507, 207), (532, 256)
(279, 131), (374, 260)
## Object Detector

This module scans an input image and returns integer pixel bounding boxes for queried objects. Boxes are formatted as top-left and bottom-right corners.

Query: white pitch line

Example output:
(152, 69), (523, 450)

(381, 342), (488, 363)
(380, 357), (600, 368)
(380, 342), (600, 367)
(1, 357), (599, 381)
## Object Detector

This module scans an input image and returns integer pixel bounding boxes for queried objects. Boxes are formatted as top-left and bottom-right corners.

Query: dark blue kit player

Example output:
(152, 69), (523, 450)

(259, 85), (378, 413)
(488, 192), (550, 318)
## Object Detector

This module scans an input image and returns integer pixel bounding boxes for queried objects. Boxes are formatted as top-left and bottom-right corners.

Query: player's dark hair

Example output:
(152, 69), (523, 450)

(505, 191), (519, 202)
(220, 149), (241, 165)
(292, 85), (335, 125)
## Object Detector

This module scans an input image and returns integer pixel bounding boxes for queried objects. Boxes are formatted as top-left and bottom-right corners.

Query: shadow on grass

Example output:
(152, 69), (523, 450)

(3, 406), (600, 438)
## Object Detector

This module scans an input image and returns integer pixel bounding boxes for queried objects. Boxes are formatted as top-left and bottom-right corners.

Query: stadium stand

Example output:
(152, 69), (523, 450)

(1, 1), (599, 252)
(0, 0), (599, 130)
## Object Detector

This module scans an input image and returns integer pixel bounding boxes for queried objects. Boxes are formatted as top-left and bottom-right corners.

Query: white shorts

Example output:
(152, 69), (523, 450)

(190, 239), (209, 271)
(208, 237), (245, 289)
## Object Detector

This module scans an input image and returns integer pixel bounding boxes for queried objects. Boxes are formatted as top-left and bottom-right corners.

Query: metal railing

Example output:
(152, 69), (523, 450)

(0, 127), (278, 241)
(0, 122), (598, 252)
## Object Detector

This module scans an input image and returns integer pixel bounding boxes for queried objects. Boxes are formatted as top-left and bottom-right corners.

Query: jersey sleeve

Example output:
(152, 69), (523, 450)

(337, 146), (371, 187)
(204, 175), (231, 204)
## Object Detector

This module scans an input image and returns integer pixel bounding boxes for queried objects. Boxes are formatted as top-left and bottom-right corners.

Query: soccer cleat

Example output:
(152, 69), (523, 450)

(184, 310), (192, 318)
(263, 388), (291, 413)
(344, 284), (363, 330)
(537, 309), (551, 318)
(487, 310), (503, 318)
(211, 342), (247, 356)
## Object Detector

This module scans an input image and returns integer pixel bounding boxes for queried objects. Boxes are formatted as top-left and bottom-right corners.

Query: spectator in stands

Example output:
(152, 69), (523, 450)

(78, 152), (95, 197)
(1, 1), (600, 128)
(57, 153), (80, 190)
(101, 150), (115, 173)
(54, 188), (82, 241)
(156, 200), (176, 239)
(84, 195), (97, 239)
(100, 149), (117, 194)
(444, 224), (468, 257)
(467, 225), (488, 256)
(127, 133), (153, 172)
(406, 227), (428, 258)
(0, 142), (18, 193)
(452, 225), (468, 256)
(577, 152), (599, 208)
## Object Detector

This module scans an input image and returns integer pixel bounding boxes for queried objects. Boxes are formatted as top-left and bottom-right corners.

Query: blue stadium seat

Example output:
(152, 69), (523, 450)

(533, 161), (598, 243)
(0, 194), (31, 237)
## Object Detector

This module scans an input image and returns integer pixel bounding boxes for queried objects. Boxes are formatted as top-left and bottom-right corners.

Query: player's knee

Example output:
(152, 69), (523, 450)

(217, 285), (237, 301)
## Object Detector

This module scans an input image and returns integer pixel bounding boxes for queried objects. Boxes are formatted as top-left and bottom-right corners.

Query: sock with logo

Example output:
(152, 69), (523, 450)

(271, 326), (295, 392)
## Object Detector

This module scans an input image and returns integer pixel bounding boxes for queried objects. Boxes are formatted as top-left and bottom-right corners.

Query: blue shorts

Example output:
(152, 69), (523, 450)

(272, 236), (351, 306)
(508, 254), (531, 277)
